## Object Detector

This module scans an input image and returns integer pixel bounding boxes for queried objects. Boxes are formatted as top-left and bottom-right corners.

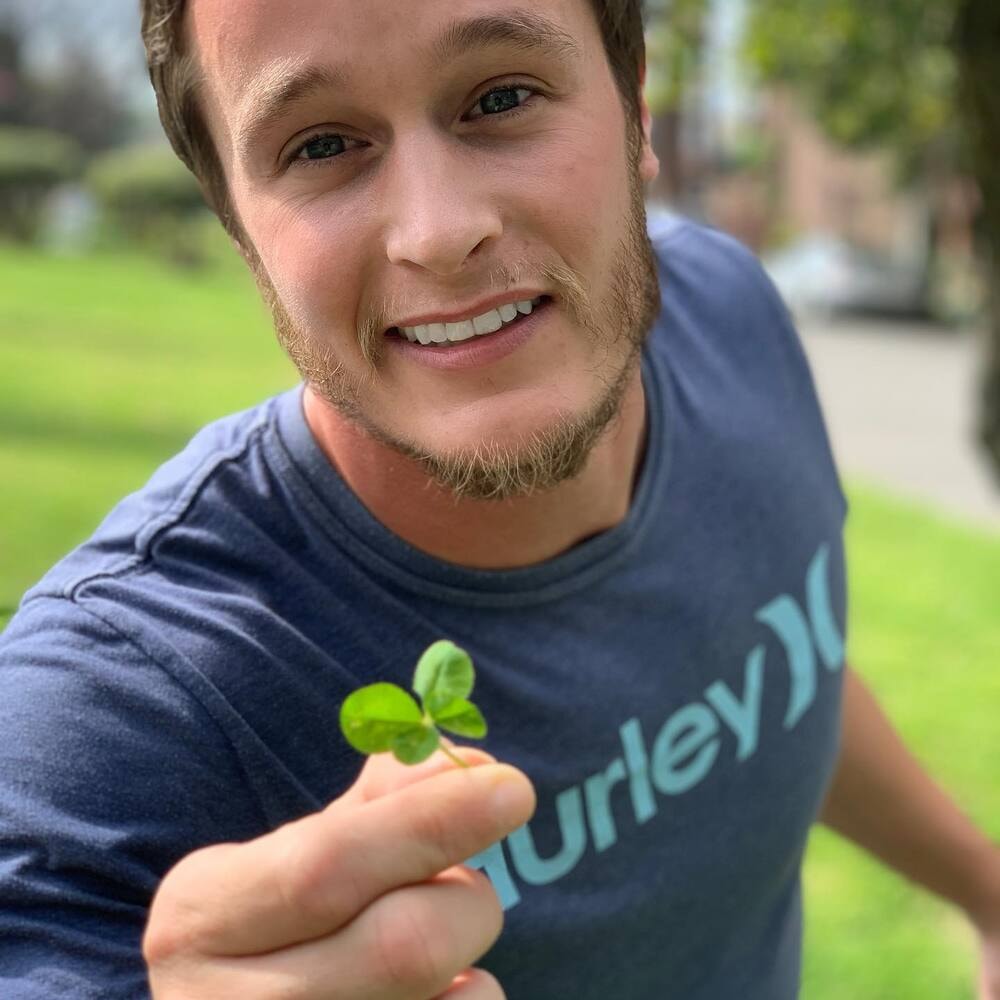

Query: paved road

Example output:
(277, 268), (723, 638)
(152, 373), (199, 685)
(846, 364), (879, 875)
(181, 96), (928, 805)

(796, 316), (1000, 533)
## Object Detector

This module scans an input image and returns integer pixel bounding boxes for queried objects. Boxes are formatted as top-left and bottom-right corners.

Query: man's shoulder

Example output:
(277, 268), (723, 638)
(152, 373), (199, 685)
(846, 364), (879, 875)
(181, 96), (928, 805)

(641, 211), (834, 440)
(646, 210), (775, 295)
(20, 391), (291, 610)
(644, 211), (797, 356)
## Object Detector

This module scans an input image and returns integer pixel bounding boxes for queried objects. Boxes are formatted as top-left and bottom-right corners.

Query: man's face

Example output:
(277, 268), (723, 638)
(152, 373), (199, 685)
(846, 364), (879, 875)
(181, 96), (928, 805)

(189, 0), (661, 501)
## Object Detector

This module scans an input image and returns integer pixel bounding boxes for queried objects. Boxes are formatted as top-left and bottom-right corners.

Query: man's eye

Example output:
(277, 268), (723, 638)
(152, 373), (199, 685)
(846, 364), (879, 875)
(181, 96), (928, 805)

(286, 84), (536, 168)
(293, 134), (349, 163)
(469, 85), (534, 120)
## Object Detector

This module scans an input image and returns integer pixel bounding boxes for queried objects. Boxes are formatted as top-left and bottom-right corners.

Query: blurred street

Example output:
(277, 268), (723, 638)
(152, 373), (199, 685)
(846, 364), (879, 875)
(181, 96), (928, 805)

(798, 318), (1000, 533)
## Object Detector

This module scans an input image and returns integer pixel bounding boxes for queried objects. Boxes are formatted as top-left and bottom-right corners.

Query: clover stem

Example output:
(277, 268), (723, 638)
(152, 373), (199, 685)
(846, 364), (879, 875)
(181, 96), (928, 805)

(438, 737), (470, 769)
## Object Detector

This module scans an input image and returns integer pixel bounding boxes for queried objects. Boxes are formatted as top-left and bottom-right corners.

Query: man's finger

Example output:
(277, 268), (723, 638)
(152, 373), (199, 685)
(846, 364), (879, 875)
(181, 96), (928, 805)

(150, 869), (503, 1000)
(341, 746), (498, 807)
(255, 866), (504, 999)
(154, 762), (534, 958)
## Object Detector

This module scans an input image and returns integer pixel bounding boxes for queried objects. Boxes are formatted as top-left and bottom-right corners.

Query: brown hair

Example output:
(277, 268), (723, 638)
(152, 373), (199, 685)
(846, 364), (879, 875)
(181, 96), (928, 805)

(141, 0), (646, 242)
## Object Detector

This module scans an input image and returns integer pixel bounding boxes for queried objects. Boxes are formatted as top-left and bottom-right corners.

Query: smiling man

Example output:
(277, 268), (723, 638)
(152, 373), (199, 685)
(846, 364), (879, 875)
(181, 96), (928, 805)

(1, 0), (999, 998)
(184, 0), (662, 567)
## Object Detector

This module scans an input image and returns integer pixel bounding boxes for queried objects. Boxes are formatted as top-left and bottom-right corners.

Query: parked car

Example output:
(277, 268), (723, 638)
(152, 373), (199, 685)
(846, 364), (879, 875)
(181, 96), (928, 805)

(762, 234), (931, 321)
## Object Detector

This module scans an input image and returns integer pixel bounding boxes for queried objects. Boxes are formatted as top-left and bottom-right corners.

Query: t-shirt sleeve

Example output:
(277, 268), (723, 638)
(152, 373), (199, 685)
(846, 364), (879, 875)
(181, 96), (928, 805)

(749, 242), (850, 523)
(674, 223), (850, 523)
(0, 595), (265, 999)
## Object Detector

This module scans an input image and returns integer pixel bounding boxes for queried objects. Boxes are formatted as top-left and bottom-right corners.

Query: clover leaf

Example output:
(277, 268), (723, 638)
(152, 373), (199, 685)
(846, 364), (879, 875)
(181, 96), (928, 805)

(339, 640), (488, 767)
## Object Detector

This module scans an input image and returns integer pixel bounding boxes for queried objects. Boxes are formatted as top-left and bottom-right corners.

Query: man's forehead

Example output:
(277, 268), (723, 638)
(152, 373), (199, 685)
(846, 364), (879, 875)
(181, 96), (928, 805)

(187, 0), (587, 94)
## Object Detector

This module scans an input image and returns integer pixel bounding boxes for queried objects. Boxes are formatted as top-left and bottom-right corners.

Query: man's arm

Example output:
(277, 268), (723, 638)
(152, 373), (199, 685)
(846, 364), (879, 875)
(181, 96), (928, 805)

(819, 664), (1000, 930)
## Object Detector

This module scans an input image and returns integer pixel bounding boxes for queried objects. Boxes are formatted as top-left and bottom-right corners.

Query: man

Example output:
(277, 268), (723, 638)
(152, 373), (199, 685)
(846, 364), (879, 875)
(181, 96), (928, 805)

(0, 0), (998, 997)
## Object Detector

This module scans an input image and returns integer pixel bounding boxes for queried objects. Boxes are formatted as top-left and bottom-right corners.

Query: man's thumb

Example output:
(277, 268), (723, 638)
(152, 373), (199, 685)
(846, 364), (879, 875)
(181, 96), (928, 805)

(342, 744), (497, 805)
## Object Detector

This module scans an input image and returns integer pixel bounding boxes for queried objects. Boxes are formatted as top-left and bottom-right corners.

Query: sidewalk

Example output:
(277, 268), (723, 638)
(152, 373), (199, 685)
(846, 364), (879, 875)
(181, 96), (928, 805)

(796, 317), (1000, 534)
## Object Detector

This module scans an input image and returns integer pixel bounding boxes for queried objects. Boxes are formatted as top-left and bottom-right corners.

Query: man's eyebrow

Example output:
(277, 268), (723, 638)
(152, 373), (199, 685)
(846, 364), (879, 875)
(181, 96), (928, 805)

(234, 9), (580, 160)
(235, 61), (346, 159)
(430, 9), (581, 66)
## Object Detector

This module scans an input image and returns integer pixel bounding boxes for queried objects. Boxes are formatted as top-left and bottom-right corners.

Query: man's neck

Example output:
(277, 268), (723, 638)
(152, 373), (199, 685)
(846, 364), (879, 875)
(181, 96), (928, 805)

(302, 371), (648, 570)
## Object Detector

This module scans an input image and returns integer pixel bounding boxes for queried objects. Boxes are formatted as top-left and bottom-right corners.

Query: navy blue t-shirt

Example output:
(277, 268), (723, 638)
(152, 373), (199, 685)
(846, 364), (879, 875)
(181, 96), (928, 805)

(0, 219), (848, 999)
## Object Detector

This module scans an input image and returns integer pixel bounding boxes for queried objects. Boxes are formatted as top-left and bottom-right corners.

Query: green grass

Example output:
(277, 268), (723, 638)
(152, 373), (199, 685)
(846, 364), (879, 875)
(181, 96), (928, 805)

(801, 486), (999, 1000)
(2, 246), (998, 996)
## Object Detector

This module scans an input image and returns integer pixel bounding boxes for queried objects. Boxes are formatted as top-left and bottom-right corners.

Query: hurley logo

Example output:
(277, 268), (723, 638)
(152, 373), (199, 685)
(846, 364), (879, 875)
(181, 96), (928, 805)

(467, 542), (844, 910)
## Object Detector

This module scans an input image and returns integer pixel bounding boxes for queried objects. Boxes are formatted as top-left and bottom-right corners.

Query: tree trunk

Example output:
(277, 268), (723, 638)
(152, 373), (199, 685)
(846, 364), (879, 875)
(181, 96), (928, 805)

(954, 0), (1000, 483)
(651, 109), (684, 205)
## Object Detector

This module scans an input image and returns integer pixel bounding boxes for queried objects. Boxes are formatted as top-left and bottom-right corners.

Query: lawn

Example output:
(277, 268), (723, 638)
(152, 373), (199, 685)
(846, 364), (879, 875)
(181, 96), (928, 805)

(2, 245), (998, 997)
(802, 487), (999, 999)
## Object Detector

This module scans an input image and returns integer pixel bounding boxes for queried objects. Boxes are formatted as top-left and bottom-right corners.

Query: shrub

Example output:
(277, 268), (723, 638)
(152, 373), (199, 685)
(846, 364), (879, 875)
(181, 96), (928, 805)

(86, 144), (212, 267)
(0, 127), (83, 243)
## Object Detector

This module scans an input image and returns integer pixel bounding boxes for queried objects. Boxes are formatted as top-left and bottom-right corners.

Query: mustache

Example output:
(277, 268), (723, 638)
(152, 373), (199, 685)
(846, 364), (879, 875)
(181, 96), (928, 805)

(358, 255), (595, 368)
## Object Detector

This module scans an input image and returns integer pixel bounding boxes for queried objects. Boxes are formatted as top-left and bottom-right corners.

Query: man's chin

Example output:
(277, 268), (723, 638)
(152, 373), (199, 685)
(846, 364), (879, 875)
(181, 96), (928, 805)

(339, 365), (639, 503)
(388, 431), (598, 503)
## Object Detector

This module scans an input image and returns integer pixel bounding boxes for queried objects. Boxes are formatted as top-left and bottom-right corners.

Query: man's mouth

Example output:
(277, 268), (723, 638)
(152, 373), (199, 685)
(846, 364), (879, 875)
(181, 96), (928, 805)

(386, 296), (549, 347)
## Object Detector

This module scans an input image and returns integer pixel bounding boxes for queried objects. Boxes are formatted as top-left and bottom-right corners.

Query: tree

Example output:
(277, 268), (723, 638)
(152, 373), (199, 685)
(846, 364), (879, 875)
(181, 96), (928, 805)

(0, 2), (139, 154)
(954, 0), (1000, 480)
(26, 47), (133, 154)
(746, 0), (1000, 483)
(644, 0), (710, 204)
(0, 21), (29, 128)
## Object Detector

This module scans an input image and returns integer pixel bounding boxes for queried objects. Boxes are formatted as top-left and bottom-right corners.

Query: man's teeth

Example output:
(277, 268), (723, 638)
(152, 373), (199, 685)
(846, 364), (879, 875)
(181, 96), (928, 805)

(398, 296), (543, 345)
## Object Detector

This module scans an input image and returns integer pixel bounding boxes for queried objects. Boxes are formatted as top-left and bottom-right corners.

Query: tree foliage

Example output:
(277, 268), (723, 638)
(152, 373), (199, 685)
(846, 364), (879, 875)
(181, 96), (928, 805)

(644, 0), (710, 116)
(745, 0), (961, 179)
(745, 0), (1000, 481)
(641, 0), (710, 204)
(0, 14), (133, 155)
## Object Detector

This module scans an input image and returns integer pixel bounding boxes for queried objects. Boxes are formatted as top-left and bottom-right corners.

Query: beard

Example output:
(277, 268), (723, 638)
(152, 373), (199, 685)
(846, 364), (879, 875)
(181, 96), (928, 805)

(250, 127), (662, 503)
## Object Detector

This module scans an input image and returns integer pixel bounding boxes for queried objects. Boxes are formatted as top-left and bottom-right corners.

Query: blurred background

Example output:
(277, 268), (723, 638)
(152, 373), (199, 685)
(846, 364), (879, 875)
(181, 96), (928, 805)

(1, 1), (998, 996)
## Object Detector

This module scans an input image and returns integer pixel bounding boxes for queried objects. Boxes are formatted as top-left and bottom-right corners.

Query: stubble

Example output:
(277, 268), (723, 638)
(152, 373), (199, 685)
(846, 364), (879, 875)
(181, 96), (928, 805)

(252, 128), (661, 503)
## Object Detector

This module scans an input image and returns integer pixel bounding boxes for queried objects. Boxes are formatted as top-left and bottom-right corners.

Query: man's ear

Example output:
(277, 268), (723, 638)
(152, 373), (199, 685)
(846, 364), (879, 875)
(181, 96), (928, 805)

(636, 60), (660, 185)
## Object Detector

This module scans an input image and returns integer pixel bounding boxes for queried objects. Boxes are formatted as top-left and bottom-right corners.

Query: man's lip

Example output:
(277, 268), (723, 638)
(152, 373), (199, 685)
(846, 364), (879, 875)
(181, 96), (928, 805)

(385, 290), (550, 334)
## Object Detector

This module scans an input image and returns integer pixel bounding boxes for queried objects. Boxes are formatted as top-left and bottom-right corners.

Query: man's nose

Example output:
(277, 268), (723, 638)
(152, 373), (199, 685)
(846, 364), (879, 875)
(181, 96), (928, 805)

(383, 140), (502, 275)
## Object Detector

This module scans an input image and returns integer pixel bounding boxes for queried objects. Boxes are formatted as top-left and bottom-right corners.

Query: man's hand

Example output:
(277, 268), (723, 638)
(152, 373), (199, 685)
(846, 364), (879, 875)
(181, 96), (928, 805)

(973, 846), (1000, 1000)
(143, 749), (535, 999)
(979, 926), (1000, 1000)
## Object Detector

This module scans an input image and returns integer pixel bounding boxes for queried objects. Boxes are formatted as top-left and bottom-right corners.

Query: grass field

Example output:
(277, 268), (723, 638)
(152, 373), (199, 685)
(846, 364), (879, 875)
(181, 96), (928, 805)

(2, 245), (998, 997)
(802, 487), (999, 999)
